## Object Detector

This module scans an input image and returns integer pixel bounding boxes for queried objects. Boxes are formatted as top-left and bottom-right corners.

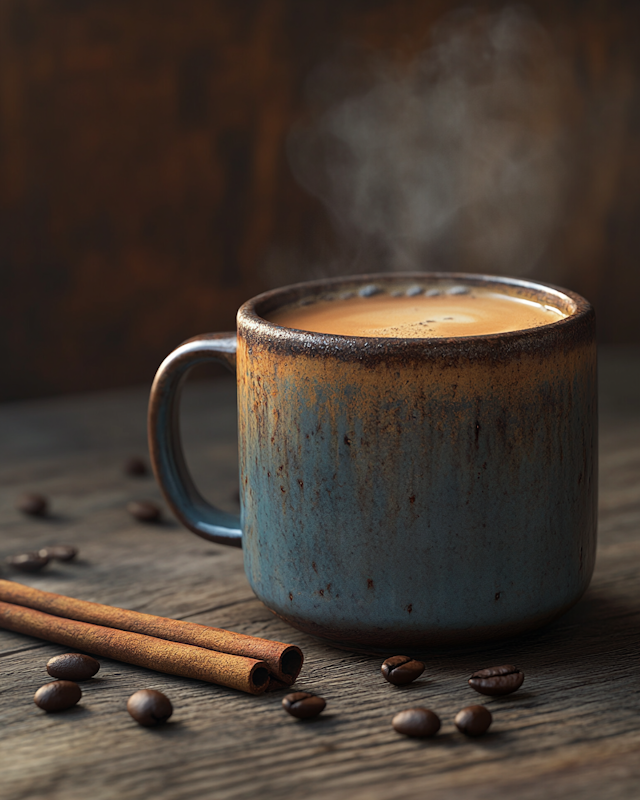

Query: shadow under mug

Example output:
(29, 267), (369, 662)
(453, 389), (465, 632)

(148, 272), (597, 651)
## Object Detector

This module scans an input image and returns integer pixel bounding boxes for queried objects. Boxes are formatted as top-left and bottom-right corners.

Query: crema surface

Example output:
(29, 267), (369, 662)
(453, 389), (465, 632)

(269, 289), (566, 338)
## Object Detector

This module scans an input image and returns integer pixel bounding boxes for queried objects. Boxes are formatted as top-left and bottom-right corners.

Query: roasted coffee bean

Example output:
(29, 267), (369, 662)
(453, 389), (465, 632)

(126, 500), (161, 523)
(282, 692), (326, 719)
(17, 492), (48, 517)
(469, 665), (525, 696)
(381, 655), (425, 685)
(47, 653), (100, 681)
(39, 545), (78, 562)
(124, 456), (147, 476)
(455, 705), (493, 736)
(392, 707), (441, 738)
(6, 552), (49, 572)
(127, 689), (173, 726)
(34, 680), (82, 712)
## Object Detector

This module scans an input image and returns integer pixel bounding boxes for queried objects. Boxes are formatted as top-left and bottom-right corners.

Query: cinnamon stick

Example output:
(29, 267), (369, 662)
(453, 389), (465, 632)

(0, 601), (271, 695)
(0, 580), (303, 684)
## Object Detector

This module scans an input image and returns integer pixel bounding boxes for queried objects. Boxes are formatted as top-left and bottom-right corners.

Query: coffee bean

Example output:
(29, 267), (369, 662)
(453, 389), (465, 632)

(17, 492), (48, 517)
(126, 500), (161, 523)
(282, 692), (326, 719)
(127, 689), (173, 726)
(6, 552), (49, 572)
(469, 665), (525, 696)
(34, 680), (82, 712)
(39, 545), (78, 562)
(392, 707), (441, 738)
(124, 456), (147, 476)
(381, 655), (425, 685)
(455, 705), (493, 736)
(47, 653), (100, 681)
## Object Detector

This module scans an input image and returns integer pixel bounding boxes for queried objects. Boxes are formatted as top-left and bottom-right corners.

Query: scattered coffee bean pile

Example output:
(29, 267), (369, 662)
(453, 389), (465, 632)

(5, 541), (79, 574)
(6, 457), (165, 571)
(381, 657), (524, 738)
(6, 491), (79, 572)
(279, 658), (523, 738)
(33, 651), (173, 727)
(27, 644), (523, 737)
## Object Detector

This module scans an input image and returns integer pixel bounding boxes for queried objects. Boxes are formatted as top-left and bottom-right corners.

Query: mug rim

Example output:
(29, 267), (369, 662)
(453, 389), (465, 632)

(238, 272), (592, 348)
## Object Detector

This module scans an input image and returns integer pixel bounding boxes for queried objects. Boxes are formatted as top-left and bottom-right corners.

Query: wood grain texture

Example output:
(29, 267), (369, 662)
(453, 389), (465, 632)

(0, 1), (640, 401)
(1, 350), (640, 799)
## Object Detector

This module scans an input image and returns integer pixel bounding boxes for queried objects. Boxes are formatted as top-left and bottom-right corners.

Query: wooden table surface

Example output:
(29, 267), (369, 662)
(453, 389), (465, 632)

(1, 346), (639, 800)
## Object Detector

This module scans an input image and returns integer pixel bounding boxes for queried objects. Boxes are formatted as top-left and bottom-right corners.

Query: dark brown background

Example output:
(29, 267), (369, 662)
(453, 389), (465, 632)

(1, 0), (639, 401)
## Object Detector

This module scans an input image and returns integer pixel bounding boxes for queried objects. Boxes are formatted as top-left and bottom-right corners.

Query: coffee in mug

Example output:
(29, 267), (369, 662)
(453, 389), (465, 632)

(149, 273), (596, 650)
(269, 283), (566, 338)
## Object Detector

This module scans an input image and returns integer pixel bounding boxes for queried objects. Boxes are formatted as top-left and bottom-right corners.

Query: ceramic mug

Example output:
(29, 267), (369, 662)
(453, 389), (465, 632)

(148, 273), (597, 650)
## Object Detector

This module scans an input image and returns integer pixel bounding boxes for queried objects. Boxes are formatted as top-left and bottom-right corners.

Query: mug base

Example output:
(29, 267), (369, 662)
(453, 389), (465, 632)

(269, 596), (584, 655)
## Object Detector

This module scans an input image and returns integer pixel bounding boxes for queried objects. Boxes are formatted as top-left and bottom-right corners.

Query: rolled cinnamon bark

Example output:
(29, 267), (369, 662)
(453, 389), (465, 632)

(0, 601), (270, 694)
(0, 580), (303, 684)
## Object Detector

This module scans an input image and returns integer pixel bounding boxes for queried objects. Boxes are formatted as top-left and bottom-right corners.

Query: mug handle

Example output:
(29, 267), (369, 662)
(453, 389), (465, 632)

(147, 332), (242, 547)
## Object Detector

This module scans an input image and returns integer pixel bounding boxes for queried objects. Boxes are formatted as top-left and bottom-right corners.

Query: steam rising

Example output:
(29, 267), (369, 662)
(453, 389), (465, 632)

(287, 6), (571, 276)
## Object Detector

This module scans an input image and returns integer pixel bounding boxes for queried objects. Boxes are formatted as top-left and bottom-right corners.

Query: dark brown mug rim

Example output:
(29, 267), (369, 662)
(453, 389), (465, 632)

(238, 272), (592, 350)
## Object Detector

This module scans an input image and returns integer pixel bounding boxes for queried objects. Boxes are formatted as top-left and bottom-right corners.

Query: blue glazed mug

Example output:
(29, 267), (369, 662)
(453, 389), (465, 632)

(148, 273), (597, 650)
